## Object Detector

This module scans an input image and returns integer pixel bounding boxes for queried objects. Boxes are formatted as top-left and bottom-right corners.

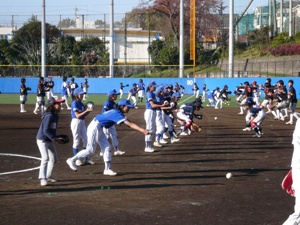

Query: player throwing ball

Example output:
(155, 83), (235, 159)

(66, 99), (150, 176)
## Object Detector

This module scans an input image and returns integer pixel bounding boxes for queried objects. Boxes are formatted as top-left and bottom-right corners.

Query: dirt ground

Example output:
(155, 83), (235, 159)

(0, 103), (296, 225)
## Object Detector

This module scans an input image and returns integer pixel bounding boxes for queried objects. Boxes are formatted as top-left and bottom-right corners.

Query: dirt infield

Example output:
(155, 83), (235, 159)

(0, 104), (296, 225)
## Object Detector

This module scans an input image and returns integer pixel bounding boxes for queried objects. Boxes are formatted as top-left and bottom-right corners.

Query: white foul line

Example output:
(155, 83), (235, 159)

(178, 95), (195, 106)
(0, 153), (41, 176)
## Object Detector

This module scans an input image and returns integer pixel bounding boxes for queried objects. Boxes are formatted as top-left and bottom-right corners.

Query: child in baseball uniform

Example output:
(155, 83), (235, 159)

(33, 77), (49, 115)
(102, 89), (125, 156)
(242, 98), (266, 138)
(153, 85), (168, 147)
(286, 79), (299, 125)
(144, 81), (168, 152)
(36, 97), (66, 186)
(66, 99), (150, 175)
(19, 77), (31, 113)
(61, 77), (71, 110)
(70, 87), (94, 166)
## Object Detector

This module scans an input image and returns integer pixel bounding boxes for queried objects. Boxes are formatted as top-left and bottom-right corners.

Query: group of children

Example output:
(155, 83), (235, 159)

(36, 80), (203, 186)
(237, 78), (298, 137)
(19, 77), (89, 114)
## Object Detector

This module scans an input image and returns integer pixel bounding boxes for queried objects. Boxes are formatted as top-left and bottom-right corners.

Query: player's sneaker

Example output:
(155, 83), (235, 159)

(33, 110), (38, 115)
(286, 121), (293, 125)
(252, 133), (261, 138)
(160, 139), (168, 144)
(103, 169), (117, 176)
(144, 147), (155, 153)
(47, 177), (59, 183)
(242, 127), (251, 131)
(114, 150), (125, 156)
(179, 132), (188, 136)
(100, 152), (103, 156)
(40, 179), (48, 186)
(153, 141), (162, 147)
(171, 138), (180, 143)
(66, 158), (77, 171)
(84, 158), (95, 165)
(163, 133), (169, 139)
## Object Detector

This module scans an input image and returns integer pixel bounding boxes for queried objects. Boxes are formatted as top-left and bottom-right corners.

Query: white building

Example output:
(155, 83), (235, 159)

(0, 27), (15, 41)
(62, 27), (159, 64)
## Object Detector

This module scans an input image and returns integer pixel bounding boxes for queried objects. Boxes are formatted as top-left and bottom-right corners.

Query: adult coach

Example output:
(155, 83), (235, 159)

(66, 99), (150, 175)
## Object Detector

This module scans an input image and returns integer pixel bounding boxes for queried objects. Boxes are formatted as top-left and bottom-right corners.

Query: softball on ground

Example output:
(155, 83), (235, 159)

(214, 117), (217, 120)
(226, 173), (232, 179)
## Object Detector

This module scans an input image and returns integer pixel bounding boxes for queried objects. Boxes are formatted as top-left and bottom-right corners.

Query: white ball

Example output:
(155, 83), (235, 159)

(226, 173), (232, 179)
(214, 117), (217, 120)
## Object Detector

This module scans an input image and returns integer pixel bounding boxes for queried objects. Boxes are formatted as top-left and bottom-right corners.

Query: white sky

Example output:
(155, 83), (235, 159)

(0, 0), (271, 26)
(0, 0), (270, 15)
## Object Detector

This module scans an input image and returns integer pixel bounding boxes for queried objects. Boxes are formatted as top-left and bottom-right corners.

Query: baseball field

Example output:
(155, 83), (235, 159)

(0, 97), (296, 225)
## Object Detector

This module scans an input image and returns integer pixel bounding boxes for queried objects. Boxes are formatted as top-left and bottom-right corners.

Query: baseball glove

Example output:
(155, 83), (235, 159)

(191, 123), (202, 132)
(57, 134), (69, 144)
(281, 169), (295, 197)
(85, 101), (95, 110)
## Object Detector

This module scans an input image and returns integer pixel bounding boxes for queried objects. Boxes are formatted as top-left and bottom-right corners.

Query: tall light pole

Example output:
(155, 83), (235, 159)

(179, 0), (184, 78)
(109, 0), (114, 78)
(41, 0), (46, 77)
(228, 0), (234, 77)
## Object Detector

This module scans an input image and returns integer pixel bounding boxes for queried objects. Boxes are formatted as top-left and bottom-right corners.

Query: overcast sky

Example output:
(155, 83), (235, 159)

(0, 0), (270, 15)
(0, 0), (271, 26)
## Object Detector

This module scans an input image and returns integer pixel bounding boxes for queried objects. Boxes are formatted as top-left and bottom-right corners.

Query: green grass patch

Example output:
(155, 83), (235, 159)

(0, 93), (242, 107)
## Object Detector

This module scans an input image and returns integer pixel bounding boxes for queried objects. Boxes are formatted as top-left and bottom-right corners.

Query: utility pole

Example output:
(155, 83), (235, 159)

(228, 0), (234, 78)
(109, 0), (114, 77)
(289, 0), (293, 36)
(41, 0), (46, 77)
(179, 0), (184, 78)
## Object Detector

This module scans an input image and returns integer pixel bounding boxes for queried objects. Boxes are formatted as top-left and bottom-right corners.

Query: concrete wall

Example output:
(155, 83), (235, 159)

(218, 56), (300, 76)
(2, 77), (300, 99)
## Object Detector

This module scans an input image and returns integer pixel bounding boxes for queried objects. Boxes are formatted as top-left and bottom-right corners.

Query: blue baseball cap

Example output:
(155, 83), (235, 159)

(118, 99), (135, 108)
(155, 85), (165, 94)
(108, 89), (120, 96)
(147, 80), (158, 87)
(74, 88), (86, 95)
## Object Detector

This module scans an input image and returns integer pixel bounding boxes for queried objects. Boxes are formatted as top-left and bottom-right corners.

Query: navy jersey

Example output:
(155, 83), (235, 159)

(129, 87), (139, 96)
(36, 112), (59, 141)
(249, 107), (262, 117)
(20, 83), (28, 95)
(95, 109), (127, 128)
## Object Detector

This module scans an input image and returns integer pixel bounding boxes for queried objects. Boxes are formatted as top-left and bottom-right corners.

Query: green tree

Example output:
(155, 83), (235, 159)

(57, 18), (75, 29)
(72, 36), (109, 77)
(11, 18), (60, 76)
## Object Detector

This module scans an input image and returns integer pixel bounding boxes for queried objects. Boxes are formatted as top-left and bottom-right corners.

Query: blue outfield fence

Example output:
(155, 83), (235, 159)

(1, 77), (300, 98)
